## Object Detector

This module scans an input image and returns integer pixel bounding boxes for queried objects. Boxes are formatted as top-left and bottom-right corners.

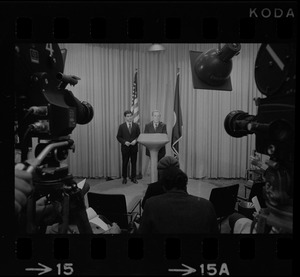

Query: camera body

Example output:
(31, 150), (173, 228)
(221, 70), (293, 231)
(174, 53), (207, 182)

(224, 44), (295, 230)
(14, 43), (94, 183)
(14, 43), (93, 162)
(14, 43), (94, 234)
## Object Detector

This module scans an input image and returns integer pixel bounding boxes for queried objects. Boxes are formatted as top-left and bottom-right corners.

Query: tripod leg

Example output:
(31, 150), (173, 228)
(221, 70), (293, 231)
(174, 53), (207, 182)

(58, 189), (93, 234)
(76, 208), (93, 234)
(70, 186), (93, 234)
(26, 194), (37, 234)
(72, 190), (93, 234)
(58, 193), (70, 234)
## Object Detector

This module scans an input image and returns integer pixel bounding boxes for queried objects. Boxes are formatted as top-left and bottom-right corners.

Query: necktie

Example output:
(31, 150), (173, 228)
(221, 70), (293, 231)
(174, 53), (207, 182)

(154, 123), (158, 131)
(129, 123), (132, 134)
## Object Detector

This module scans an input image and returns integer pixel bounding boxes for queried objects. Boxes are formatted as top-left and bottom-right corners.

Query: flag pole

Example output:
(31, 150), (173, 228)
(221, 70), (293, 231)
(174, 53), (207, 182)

(176, 67), (180, 164)
(134, 68), (143, 180)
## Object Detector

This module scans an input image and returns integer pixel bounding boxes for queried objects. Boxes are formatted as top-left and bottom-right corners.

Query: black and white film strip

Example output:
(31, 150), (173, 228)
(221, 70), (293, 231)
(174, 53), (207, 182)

(0, 1), (295, 276)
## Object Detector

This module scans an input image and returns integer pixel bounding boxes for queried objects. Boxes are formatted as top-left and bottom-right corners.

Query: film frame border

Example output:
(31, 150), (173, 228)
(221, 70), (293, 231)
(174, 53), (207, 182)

(1, 1), (295, 276)
(7, 1), (297, 42)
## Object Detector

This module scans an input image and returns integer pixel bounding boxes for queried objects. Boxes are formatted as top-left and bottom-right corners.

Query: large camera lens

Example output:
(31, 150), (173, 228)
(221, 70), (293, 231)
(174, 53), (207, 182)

(63, 90), (94, 125)
(224, 110), (256, 138)
(77, 101), (94, 125)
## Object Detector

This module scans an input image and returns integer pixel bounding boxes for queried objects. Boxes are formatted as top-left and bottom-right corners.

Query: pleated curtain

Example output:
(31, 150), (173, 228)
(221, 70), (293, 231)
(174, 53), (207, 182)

(59, 43), (261, 179)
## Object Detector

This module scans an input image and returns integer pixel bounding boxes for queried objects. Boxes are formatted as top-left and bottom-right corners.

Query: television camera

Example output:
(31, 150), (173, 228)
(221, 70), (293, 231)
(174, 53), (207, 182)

(14, 43), (94, 234)
(224, 43), (295, 233)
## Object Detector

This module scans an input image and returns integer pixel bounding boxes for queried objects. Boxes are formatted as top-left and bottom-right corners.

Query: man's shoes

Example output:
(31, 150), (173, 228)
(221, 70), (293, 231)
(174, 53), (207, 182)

(122, 178), (127, 184)
(131, 178), (138, 184)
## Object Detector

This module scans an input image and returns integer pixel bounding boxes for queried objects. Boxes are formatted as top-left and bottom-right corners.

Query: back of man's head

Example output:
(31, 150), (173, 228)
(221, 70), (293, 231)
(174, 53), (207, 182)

(157, 156), (180, 180)
(162, 166), (188, 191)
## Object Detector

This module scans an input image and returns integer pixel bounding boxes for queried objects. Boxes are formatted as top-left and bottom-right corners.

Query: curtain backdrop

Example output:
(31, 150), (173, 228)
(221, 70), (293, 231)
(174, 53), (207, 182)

(59, 43), (261, 179)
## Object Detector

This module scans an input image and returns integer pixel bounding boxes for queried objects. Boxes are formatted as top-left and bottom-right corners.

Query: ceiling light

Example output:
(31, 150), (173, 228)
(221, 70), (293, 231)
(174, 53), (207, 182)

(148, 43), (165, 52)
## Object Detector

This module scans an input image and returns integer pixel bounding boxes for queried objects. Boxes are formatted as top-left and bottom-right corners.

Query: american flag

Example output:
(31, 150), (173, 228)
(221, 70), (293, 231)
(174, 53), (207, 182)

(131, 69), (139, 124)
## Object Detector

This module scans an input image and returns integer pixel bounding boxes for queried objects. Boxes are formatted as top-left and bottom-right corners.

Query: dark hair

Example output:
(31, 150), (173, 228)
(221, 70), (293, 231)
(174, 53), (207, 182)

(124, 110), (133, 117)
(157, 156), (180, 180)
(162, 166), (188, 191)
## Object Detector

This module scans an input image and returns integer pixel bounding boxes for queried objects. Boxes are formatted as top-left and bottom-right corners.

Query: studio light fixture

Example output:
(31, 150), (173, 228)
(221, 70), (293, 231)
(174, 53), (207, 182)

(148, 43), (166, 52)
(190, 43), (241, 91)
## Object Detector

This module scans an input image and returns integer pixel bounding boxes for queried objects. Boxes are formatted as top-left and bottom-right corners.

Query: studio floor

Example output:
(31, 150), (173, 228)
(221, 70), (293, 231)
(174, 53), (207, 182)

(75, 175), (249, 234)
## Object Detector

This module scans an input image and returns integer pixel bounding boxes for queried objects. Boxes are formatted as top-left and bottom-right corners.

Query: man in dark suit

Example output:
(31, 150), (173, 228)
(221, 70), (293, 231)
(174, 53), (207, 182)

(117, 110), (141, 184)
(141, 156), (179, 209)
(139, 166), (219, 234)
(144, 110), (167, 162)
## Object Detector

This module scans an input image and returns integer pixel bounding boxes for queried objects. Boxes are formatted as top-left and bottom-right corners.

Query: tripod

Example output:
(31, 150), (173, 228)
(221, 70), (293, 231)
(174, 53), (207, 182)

(23, 140), (92, 234)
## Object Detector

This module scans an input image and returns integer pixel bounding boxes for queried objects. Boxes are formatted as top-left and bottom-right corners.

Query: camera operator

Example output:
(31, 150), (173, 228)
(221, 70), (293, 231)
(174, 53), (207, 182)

(15, 167), (33, 215)
(46, 221), (121, 234)
(15, 164), (63, 233)
(228, 209), (290, 234)
(15, 165), (121, 234)
(228, 176), (292, 234)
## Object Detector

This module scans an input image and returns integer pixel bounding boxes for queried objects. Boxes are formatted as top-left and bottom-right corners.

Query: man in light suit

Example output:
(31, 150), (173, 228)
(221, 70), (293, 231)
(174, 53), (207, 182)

(117, 110), (141, 184)
(144, 110), (167, 162)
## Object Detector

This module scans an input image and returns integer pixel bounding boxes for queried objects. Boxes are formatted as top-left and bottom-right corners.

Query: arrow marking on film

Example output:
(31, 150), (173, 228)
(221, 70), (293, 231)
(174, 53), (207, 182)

(25, 263), (52, 275)
(169, 264), (196, 276)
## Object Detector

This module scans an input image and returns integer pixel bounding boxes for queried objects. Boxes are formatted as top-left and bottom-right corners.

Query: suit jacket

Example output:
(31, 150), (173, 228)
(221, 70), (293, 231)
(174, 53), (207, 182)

(144, 121), (167, 157)
(141, 181), (165, 209)
(117, 122), (140, 153)
(139, 190), (219, 234)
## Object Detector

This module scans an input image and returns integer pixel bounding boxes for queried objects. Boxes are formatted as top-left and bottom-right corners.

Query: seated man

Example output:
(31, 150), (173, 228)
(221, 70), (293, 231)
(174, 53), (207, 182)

(139, 166), (219, 234)
(46, 220), (121, 234)
(228, 211), (282, 234)
(141, 156), (179, 209)
(228, 182), (274, 234)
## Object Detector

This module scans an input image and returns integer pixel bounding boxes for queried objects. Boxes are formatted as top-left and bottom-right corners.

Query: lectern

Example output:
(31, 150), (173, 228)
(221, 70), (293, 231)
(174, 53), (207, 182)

(137, 133), (169, 183)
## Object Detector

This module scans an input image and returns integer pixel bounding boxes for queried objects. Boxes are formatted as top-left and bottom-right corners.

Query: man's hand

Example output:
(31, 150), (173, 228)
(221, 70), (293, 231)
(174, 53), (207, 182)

(104, 222), (122, 234)
(15, 168), (33, 214)
(125, 141), (131, 146)
(131, 139), (137, 146)
(36, 196), (61, 225)
(252, 211), (259, 220)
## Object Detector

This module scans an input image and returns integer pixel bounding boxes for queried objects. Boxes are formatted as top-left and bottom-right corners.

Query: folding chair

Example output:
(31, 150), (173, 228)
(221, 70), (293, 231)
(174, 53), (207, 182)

(209, 184), (239, 231)
(248, 182), (266, 208)
(87, 192), (138, 232)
